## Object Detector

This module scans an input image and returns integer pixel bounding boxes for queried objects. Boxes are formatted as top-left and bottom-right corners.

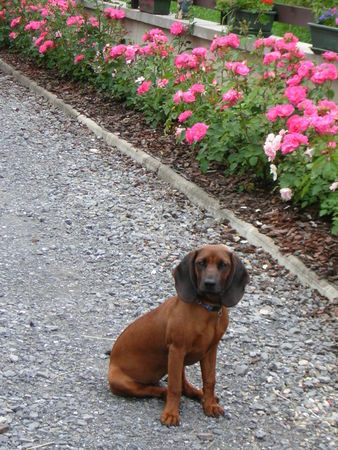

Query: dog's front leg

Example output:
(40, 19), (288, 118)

(200, 345), (224, 418)
(160, 345), (185, 426)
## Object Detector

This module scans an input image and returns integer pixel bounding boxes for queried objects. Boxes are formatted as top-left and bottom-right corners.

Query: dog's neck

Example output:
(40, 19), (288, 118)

(196, 291), (222, 313)
(196, 300), (222, 313)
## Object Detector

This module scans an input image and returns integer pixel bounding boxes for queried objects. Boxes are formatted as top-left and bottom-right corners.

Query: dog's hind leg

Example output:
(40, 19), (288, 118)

(108, 365), (166, 398)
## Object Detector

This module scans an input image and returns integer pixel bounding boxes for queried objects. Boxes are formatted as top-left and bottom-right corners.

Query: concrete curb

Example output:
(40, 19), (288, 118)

(1, 58), (337, 302)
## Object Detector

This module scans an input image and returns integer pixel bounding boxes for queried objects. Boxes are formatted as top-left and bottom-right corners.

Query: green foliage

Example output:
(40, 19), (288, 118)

(276, 145), (338, 231)
(272, 22), (310, 44)
(277, 0), (336, 10)
(1, 0), (337, 232)
(215, 0), (274, 14)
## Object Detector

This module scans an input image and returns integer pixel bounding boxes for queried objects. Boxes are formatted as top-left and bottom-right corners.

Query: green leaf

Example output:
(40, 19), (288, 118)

(199, 159), (209, 174)
(249, 156), (258, 167)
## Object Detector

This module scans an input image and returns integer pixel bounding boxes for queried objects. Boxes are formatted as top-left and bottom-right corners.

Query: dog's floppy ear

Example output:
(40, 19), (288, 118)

(221, 253), (249, 307)
(172, 250), (197, 303)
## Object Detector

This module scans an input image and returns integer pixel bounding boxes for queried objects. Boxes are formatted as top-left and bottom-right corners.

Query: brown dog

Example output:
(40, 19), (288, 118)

(108, 244), (249, 426)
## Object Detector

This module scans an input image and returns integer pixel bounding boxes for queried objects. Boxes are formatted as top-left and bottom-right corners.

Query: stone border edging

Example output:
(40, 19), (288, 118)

(1, 58), (337, 302)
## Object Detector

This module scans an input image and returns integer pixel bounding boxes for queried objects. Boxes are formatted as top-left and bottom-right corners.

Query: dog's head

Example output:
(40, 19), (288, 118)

(173, 244), (249, 307)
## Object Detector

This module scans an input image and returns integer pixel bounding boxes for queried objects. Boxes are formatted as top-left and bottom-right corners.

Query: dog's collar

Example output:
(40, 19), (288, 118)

(197, 301), (222, 314)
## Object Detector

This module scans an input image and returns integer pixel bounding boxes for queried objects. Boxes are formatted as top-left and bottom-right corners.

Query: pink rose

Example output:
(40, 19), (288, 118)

(139, 45), (151, 56)
(284, 86), (307, 105)
(280, 188), (292, 201)
(143, 29), (163, 42)
(322, 51), (338, 62)
(263, 51), (281, 65)
(109, 45), (126, 59)
(34, 31), (48, 47)
(40, 9), (49, 17)
(222, 88), (243, 107)
(178, 110), (192, 123)
(170, 22), (188, 36)
(182, 91), (196, 103)
(24, 20), (46, 31)
(254, 37), (275, 48)
(186, 122), (209, 145)
(286, 75), (302, 86)
(318, 100), (337, 114)
(330, 181), (338, 191)
(157, 78), (169, 88)
(143, 28), (168, 44)
(264, 133), (282, 161)
(286, 115), (310, 133)
(311, 63), (337, 84)
(125, 45), (139, 62)
(137, 81), (152, 95)
(74, 54), (84, 64)
(264, 71), (275, 79)
(266, 104), (295, 121)
(175, 74), (187, 84)
(66, 15), (84, 27)
(254, 38), (264, 49)
(235, 62), (250, 76)
(38, 40), (54, 54)
(311, 115), (336, 135)
(297, 60), (315, 79)
(174, 53), (199, 70)
(226, 61), (250, 76)
(263, 37), (276, 47)
(10, 16), (21, 28)
(192, 47), (208, 59)
(225, 33), (241, 48)
(297, 99), (317, 116)
(88, 17), (99, 27)
(176, 126), (185, 137)
(104, 8), (125, 20)
(274, 33), (298, 52)
(210, 34), (240, 53)
(173, 90), (183, 103)
(190, 84), (205, 94)
(281, 133), (308, 155)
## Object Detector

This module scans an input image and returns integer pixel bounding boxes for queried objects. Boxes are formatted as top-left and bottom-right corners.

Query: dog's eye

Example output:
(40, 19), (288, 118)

(219, 261), (228, 270)
(196, 259), (206, 269)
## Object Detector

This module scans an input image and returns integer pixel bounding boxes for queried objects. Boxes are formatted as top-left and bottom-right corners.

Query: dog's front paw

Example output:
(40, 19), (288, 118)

(203, 403), (224, 418)
(160, 410), (180, 427)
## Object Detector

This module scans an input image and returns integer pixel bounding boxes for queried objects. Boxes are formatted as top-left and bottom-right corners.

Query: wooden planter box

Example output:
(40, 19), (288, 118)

(308, 22), (338, 54)
(192, 0), (216, 8)
(221, 9), (277, 36)
(191, 1), (314, 28)
(139, 0), (171, 15)
(268, 3), (314, 27)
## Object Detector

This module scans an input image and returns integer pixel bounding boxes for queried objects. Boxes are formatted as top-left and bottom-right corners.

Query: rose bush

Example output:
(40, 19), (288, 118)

(0, 1), (337, 231)
(0, 0), (126, 80)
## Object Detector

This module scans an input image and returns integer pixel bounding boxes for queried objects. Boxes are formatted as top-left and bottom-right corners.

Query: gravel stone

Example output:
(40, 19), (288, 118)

(0, 73), (337, 449)
(255, 430), (266, 440)
(0, 424), (9, 434)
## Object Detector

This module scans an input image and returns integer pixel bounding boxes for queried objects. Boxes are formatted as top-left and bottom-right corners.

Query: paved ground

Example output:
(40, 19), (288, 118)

(0, 72), (336, 449)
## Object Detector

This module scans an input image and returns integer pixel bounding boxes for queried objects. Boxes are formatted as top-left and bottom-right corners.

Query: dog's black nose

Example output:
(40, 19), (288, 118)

(203, 279), (216, 290)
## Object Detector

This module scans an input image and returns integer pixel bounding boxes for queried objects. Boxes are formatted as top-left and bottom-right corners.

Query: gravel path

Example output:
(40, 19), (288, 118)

(0, 73), (336, 450)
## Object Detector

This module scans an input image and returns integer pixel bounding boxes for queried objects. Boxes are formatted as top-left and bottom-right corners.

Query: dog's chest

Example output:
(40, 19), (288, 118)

(184, 318), (226, 364)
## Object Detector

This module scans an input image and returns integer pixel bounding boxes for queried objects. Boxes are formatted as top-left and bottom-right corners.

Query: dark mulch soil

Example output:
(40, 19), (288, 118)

(1, 49), (337, 289)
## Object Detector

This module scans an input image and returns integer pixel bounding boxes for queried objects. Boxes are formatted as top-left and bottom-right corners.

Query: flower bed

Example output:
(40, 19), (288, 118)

(0, 1), (337, 232)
